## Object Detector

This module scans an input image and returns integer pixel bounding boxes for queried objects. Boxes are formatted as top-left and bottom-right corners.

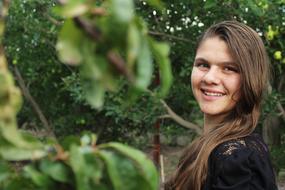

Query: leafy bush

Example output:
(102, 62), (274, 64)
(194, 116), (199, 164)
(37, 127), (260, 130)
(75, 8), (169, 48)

(0, 0), (172, 189)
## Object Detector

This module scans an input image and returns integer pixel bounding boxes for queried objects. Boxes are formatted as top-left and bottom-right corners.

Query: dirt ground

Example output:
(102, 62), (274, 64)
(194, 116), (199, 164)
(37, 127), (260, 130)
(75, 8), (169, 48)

(280, 182), (285, 190)
(158, 145), (285, 190)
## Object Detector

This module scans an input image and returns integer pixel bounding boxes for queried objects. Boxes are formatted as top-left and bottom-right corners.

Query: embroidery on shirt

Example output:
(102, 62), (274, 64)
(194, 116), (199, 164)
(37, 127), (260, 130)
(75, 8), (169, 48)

(221, 140), (246, 156)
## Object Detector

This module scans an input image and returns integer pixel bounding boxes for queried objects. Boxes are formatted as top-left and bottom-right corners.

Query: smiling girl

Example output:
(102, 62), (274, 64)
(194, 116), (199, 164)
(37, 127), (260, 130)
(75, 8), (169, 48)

(165, 21), (277, 190)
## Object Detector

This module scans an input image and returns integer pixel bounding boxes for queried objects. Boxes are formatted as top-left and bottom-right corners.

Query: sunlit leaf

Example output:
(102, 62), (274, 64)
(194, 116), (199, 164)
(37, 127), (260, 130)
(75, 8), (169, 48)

(110, 0), (134, 23)
(56, 19), (84, 65)
(81, 62), (106, 109)
(0, 146), (46, 161)
(85, 81), (105, 109)
(135, 37), (153, 91)
(0, 121), (42, 149)
(150, 40), (173, 97)
(53, 0), (88, 18)
(127, 24), (140, 68)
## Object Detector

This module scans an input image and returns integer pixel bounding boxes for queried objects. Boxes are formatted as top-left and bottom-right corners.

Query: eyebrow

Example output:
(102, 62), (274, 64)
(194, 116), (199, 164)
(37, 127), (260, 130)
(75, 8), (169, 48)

(194, 57), (237, 66)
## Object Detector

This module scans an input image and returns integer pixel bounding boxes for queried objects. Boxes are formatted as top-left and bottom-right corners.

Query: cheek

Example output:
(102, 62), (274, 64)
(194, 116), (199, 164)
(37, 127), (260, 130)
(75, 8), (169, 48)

(191, 69), (205, 103)
(227, 76), (241, 100)
(191, 68), (201, 87)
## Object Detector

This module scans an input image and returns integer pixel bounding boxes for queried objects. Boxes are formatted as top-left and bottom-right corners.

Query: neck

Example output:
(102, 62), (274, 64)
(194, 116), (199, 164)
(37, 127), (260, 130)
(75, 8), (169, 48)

(203, 114), (226, 134)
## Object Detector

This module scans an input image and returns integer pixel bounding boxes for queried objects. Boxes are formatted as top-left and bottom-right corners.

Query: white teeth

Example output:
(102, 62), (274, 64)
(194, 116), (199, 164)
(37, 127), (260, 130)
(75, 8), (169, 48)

(203, 91), (224, 96)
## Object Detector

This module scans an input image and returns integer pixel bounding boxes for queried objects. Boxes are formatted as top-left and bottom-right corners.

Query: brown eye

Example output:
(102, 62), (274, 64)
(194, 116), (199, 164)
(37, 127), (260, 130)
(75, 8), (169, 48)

(224, 66), (239, 73)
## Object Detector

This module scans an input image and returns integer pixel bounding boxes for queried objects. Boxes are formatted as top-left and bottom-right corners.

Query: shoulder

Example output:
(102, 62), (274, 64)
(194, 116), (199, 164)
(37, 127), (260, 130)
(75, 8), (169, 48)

(207, 133), (277, 190)
(212, 133), (269, 159)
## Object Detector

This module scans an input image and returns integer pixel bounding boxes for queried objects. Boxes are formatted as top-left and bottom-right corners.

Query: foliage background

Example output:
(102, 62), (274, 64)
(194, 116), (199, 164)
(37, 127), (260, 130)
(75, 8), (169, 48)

(3, 0), (285, 175)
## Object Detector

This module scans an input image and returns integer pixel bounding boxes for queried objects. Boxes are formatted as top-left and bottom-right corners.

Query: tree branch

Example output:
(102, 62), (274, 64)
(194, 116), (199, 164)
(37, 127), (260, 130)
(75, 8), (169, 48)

(159, 99), (202, 135)
(45, 13), (63, 26)
(277, 101), (285, 121)
(107, 51), (134, 82)
(74, 17), (135, 83)
(12, 66), (57, 140)
(146, 90), (202, 134)
(278, 74), (285, 92)
(73, 17), (101, 41)
(148, 31), (191, 42)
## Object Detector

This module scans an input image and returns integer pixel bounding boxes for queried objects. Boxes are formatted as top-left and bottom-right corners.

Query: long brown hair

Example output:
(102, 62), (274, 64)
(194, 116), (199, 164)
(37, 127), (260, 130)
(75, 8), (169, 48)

(165, 21), (270, 190)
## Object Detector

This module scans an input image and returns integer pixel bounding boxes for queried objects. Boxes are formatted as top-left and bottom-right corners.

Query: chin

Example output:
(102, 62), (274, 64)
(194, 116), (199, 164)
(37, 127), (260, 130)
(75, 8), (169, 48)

(200, 107), (229, 117)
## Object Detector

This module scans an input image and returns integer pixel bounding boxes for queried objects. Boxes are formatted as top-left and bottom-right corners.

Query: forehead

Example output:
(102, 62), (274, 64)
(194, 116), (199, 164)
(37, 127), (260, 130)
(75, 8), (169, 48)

(195, 37), (234, 64)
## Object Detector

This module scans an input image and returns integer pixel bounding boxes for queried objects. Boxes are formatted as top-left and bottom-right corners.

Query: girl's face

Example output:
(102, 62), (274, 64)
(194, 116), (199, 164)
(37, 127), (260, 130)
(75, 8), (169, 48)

(191, 36), (241, 118)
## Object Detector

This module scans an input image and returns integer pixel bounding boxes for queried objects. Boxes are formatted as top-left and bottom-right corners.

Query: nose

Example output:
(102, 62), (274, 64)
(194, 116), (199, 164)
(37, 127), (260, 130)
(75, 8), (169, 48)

(202, 67), (221, 85)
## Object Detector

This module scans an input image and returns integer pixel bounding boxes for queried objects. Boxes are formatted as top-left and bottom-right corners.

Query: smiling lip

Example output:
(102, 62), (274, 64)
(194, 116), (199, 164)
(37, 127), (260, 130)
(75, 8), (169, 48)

(200, 88), (225, 100)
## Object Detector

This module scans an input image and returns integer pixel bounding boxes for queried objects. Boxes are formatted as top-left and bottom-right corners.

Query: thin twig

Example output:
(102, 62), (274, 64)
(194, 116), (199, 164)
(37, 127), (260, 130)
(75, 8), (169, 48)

(13, 66), (57, 140)
(73, 17), (135, 82)
(45, 13), (63, 26)
(278, 74), (285, 92)
(148, 31), (191, 42)
(107, 51), (134, 82)
(277, 101), (285, 121)
(160, 154), (165, 184)
(158, 114), (172, 119)
(73, 17), (101, 41)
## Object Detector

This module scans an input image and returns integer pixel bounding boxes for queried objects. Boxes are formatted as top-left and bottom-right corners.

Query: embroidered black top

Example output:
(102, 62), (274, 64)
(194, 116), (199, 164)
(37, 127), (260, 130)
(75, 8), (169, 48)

(203, 133), (277, 190)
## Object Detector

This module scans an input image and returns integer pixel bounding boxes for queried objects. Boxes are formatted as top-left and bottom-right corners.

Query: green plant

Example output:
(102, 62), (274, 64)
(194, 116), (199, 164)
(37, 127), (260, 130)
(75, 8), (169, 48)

(55, 0), (172, 109)
(0, 0), (168, 189)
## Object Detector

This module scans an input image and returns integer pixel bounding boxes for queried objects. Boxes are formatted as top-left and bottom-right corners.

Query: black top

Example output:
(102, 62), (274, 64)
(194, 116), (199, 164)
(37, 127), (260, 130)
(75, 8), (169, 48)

(203, 133), (278, 190)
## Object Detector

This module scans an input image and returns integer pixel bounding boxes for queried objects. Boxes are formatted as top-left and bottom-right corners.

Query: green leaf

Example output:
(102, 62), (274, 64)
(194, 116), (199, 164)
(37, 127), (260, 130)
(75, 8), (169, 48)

(0, 161), (11, 183)
(0, 73), (11, 102)
(0, 144), (46, 161)
(60, 135), (81, 150)
(99, 143), (159, 190)
(110, 0), (134, 23)
(127, 23), (140, 69)
(145, 0), (164, 10)
(82, 74), (105, 109)
(5, 177), (37, 190)
(56, 19), (84, 65)
(83, 153), (104, 185)
(81, 43), (117, 91)
(53, 0), (88, 18)
(69, 144), (105, 190)
(98, 150), (151, 190)
(69, 145), (90, 190)
(150, 40), (173, 97)
(247, 0), (263, 16)
(40, 160), (71, 183)
(98, 150), (123, 189)
(204, 0), (217, 9)
(24, 165), (53, 188)
(80, 133), (97, 146)
(135, 37), (153, 91)
(79, 41), (119, 108)
(0, 121), (43, 151)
